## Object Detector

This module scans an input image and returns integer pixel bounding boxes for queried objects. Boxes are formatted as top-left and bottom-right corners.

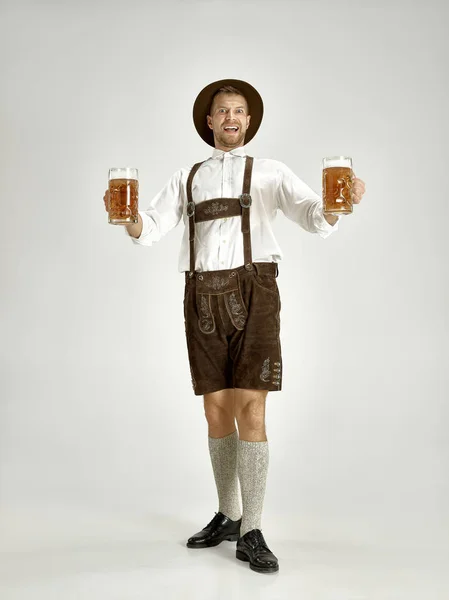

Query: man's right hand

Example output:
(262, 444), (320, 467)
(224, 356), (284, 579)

(103, 189), (143, 237)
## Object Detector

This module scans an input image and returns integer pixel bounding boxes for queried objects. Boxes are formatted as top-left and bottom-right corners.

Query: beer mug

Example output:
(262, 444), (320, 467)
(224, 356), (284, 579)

(322, 156), (354, 215)
(108, 167), (139, 225)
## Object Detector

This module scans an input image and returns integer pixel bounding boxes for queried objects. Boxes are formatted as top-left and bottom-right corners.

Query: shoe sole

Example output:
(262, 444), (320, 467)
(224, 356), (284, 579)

(186, 533), (240, 548)
(236, 549), (279, 573)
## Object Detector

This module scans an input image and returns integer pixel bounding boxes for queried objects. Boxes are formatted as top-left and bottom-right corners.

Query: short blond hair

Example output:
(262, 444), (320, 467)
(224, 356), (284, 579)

(210, 86), (249, 114)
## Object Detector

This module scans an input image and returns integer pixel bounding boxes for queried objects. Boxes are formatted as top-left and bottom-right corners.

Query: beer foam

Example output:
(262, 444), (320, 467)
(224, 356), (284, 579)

(322, 156), (352, 169)
(109, 167), (138, 180)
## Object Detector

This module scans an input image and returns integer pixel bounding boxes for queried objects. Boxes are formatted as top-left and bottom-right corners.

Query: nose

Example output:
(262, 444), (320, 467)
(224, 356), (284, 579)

(225, 109), (238, 120)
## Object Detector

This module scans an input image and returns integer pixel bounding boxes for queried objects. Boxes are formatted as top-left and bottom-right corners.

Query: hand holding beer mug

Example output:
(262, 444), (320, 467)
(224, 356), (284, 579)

(106, 167), (139, 224)
(322, 156), (353, 216)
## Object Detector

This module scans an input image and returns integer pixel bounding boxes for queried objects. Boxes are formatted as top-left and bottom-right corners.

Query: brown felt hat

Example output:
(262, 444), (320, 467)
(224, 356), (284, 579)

(193, 78), (264, 147)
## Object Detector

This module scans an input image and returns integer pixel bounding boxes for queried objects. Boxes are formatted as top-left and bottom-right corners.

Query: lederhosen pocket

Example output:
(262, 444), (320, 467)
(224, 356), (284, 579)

(253, 272), (279, 296)
(195, 269), (248, 334)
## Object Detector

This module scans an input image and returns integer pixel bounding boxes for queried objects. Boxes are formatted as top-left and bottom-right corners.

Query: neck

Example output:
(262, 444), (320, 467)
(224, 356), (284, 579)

(214, 144), (243, 153)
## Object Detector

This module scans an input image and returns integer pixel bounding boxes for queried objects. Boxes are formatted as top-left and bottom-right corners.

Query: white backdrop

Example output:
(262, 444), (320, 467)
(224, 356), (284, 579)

(1, 0), (448, 562)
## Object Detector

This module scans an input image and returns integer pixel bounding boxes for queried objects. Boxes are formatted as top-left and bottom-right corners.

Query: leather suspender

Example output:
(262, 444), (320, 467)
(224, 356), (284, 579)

(186, 156), (254, 276)
(186, 161), (204, 275)
(241, 156), (253, 268)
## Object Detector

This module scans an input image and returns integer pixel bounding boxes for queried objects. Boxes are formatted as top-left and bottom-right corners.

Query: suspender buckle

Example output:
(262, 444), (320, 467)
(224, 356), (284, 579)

(186, 201), (196, 217)
(239, 193), (252, 208)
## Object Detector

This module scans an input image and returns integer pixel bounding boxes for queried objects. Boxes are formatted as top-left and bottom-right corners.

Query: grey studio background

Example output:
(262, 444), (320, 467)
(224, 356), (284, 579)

(1, 0), (448, 599)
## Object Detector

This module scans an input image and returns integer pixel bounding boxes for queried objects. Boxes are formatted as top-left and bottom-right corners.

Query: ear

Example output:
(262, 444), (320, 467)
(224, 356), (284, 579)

(246, 114), (251, 128)
(207, 115), (213, 130)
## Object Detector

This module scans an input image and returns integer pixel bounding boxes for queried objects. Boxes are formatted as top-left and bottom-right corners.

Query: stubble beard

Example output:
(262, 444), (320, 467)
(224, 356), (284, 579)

(216, 127), (246, 149)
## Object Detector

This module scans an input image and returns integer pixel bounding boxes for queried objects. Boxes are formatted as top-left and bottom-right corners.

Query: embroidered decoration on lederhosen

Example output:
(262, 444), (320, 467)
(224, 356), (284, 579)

(260, 357), (271, 382)
(205, 275), (231, 292)
(198, 294), (216, 334)
(224, 289), (248, 330)
(204, 202), (229, 217)
(196, 270), (248, 334)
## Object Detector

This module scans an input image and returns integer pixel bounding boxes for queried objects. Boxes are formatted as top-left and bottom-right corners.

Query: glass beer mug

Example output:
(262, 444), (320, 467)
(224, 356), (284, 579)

(322, 156), (354, 216)
(108, 167), (139, 225)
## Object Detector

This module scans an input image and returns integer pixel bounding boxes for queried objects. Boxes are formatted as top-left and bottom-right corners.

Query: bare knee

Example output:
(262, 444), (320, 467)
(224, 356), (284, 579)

(203, 389), (236, 438)
(235, 389), (268, 441)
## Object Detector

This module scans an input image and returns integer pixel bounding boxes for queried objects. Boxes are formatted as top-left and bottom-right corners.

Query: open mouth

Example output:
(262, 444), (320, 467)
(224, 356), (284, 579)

(223, 126), (239, 134)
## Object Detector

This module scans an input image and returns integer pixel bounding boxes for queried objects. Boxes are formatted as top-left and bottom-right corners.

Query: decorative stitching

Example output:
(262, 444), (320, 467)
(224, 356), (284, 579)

(198, 294), (215, 334)
(228, 292), (246, 329)
(224, 289), (247, 330)
(204, 275), (230, 292)
(204, 201), (229, 216)
(201, 295), (209, 315)
(260, 357), (271, 383)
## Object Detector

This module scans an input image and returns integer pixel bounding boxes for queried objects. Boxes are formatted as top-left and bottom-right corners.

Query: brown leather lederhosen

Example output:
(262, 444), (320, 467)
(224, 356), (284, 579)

(183, 155), (282, 395)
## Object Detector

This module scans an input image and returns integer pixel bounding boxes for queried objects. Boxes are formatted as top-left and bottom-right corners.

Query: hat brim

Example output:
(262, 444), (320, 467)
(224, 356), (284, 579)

(193, 78), (264, 148)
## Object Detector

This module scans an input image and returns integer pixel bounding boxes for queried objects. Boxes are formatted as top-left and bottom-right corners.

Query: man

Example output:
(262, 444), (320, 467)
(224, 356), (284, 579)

(104, 79), (366, 574)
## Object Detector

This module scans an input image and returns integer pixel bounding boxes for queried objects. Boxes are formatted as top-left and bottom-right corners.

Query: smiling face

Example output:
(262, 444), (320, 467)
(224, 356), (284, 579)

(206, 93), (251, 152)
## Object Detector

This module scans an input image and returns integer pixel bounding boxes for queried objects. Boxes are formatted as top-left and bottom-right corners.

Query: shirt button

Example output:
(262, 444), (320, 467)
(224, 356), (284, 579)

(223, 240), (226, 243)
(221, 261), (224, 265)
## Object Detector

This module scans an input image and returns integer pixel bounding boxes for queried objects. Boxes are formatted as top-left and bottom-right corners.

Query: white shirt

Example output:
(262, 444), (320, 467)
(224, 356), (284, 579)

(128, 145), (340, 272)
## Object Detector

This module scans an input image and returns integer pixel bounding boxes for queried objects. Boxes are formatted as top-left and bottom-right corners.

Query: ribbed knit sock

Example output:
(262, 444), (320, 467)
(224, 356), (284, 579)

(237, 439), (269, 537)
(208, 430), (242, 522)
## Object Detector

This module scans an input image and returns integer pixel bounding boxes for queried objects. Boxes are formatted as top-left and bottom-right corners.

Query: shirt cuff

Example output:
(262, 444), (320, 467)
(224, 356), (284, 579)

(314, 203), (341, 239)
(125, 211), (155, 246)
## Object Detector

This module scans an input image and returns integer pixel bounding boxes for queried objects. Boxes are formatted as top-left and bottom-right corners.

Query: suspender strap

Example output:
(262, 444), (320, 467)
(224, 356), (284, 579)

(242, 155), (253, 195)
(186, 161), (204, 274)
(241, 156), (253, 267)
(186, 156), (254, 274)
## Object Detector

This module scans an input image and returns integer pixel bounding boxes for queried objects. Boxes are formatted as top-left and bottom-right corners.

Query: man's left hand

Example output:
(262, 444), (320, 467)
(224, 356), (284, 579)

(352, 174), (366, 204)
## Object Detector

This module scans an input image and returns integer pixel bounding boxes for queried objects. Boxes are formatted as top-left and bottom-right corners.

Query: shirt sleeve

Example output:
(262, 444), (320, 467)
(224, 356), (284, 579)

(276, 162), (341, 239)
(126, 168), (185, 246)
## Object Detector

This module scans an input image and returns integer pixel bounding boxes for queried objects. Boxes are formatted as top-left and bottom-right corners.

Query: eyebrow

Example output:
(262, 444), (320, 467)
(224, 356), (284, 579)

(215, 105), (246, 110)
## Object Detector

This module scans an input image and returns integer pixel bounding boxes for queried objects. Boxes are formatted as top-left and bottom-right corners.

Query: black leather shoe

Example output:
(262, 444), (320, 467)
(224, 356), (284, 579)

(186, 512), (242, 548)
(236, 529), (279, 573)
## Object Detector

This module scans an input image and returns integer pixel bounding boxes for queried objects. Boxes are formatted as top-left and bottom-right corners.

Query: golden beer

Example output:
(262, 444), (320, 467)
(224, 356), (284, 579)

(322, 157), (353, 215)
(108, 168), (139, 225)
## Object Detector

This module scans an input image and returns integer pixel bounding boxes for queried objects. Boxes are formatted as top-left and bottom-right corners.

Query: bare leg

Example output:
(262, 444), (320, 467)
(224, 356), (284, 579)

(234, 389), (268, 441)
(203, 389), (236, 438)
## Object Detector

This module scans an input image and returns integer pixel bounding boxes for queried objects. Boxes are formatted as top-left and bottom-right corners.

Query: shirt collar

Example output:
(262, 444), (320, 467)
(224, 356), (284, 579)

(211, 146), (247, 160)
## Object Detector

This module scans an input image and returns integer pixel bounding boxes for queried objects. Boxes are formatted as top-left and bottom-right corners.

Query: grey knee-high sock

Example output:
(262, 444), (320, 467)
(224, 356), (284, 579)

(208, 430), (242, 522)
(237, 439), (269, 537)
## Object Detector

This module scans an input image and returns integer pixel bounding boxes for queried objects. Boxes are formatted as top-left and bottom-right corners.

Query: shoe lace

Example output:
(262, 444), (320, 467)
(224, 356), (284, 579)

(247, 529), (270, 553)
(204, 511), (222, 530)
